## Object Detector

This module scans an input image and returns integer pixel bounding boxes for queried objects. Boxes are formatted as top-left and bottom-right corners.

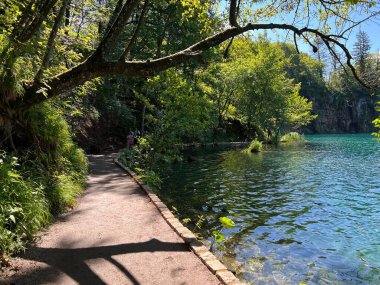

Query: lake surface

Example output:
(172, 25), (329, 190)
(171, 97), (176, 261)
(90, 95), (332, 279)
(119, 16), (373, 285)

(156, 134), (380, 285)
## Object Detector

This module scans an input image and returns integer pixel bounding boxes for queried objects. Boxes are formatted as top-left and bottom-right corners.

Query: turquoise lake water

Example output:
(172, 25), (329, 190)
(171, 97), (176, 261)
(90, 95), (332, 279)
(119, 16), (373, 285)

(156, 134), (380, 285)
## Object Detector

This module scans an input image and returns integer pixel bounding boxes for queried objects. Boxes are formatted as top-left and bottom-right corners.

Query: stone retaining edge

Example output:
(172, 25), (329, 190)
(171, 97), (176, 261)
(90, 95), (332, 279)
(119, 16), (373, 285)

(114, 154), (243, 285)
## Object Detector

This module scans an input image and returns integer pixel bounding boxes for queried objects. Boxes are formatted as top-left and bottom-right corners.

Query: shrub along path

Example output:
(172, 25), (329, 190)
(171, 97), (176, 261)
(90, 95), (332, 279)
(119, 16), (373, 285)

(1, 154), (220, 285)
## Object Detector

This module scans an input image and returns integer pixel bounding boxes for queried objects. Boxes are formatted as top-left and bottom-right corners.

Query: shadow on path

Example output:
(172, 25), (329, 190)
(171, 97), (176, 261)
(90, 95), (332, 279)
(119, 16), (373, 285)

(7, 239), (188, 285)
(2, 154), (220, 285)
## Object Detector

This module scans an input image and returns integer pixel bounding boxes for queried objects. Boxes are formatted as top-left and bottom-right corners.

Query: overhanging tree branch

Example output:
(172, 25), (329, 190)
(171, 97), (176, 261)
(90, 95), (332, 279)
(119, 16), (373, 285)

(13, 22), (370, 111)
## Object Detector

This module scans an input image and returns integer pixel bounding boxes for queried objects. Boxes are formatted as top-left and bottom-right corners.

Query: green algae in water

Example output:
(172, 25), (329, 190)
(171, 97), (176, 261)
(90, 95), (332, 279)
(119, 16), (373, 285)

(156, 134), (380, 285)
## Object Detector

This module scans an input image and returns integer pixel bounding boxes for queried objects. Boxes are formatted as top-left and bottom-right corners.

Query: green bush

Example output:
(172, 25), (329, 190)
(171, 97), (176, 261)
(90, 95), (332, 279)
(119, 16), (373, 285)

(1, 102), (88, 260)
(26, 103), (88, 214)
(120, 135), (181, 169)
(119, 134), (183, 191)
(141, 170), (162, 190)
(119, 138), (151, 171)
(0, 153), (51, 256)
(246, 139), (263, 153)
(46, 174), (84, 214)
(280, 132), (305, 143)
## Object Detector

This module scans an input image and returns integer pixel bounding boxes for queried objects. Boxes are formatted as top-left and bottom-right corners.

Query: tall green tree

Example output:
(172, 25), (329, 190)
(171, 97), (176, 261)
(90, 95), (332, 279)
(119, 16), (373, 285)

(353, 30), (371, 75)
(222, 39), (316, 137)
(197, 38), (317, 141)
(146, 69), (214, 143)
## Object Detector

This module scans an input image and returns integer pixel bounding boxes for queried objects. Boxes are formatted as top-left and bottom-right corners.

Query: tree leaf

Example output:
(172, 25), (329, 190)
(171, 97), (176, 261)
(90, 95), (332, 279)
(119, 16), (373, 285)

(212, 230), (225, 243)
(219, 216), (235, 228)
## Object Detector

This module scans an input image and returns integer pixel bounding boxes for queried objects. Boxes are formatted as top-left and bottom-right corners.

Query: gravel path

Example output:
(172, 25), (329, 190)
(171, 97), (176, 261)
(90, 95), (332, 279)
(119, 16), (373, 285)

(1, 154), (220, 285)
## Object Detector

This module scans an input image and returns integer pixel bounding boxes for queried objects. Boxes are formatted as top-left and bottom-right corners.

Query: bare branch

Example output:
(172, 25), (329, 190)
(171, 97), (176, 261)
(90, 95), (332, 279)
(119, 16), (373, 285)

(293, 33), (300, 54)
(301, 34), (318, 52)
(340, 10), (380, 36)
(223, 37), (235, 59)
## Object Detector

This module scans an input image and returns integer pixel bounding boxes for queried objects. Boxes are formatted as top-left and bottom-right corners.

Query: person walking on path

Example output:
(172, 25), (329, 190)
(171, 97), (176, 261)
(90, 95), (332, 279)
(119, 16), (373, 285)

(127, 132), (134, 148)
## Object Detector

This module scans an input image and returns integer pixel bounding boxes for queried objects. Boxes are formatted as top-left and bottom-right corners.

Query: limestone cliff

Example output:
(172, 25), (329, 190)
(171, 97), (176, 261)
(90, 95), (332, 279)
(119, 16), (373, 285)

(306, 94), (377, 133)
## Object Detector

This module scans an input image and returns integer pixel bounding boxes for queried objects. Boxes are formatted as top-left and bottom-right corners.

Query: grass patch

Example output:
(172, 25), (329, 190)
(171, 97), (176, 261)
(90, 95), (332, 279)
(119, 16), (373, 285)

(280, 132), (305, 143)
(245, 139), (263, 153)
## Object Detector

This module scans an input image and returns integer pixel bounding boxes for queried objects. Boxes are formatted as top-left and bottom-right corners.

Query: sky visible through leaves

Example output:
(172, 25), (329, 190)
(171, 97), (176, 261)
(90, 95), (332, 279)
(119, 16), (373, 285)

(219, 0), (380, 54)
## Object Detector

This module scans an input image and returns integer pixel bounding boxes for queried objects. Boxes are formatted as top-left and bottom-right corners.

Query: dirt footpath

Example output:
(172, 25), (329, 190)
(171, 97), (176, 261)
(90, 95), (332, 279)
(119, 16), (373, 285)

(1, 154), (220, 285)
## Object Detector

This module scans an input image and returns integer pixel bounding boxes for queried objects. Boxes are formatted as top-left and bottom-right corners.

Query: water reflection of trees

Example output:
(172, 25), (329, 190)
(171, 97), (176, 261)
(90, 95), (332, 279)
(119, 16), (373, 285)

(158, 147), (316, 232)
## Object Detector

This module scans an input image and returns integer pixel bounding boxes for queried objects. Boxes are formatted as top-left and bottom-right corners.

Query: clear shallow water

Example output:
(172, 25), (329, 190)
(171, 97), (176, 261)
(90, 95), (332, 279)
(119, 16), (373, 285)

(156, 134), (380, 285)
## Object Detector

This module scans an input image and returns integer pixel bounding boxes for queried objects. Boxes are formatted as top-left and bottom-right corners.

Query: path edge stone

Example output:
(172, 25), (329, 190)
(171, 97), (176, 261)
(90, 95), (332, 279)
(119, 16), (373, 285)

(114, 153), (243, 285)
